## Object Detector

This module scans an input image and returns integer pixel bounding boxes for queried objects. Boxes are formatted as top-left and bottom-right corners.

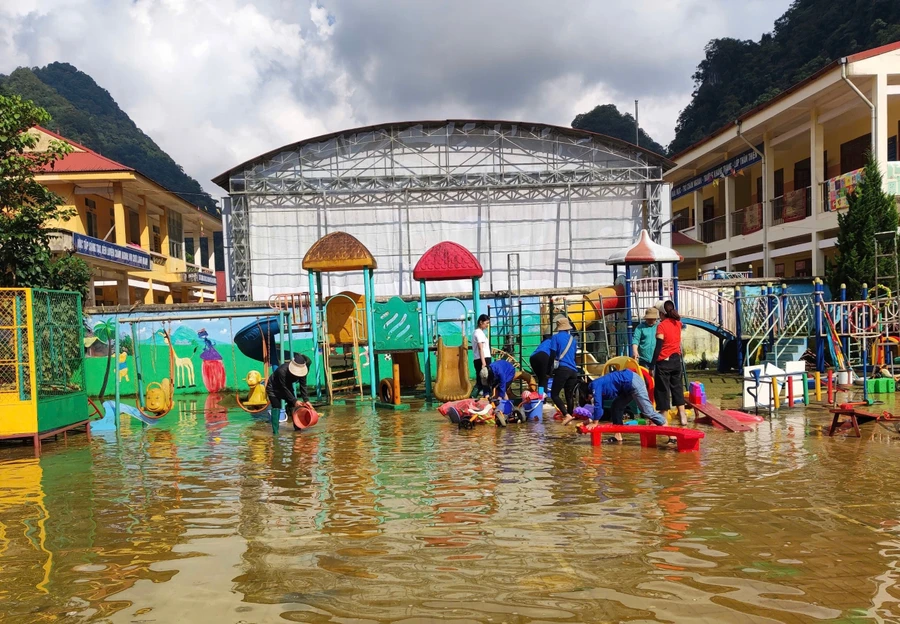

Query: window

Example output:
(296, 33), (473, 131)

(756, 177), (763, 204)
(795, 259), (811, 278)
(774, 169), (785, 198)
(840, 134), (871, 174)
(86, 211), (97, 238)
(128, 211), (141, 245)
(152, 225), (161, 254)
(85, 198), (97, 238)
(775, 263), (785, 278)
(167, 211), (184, 258)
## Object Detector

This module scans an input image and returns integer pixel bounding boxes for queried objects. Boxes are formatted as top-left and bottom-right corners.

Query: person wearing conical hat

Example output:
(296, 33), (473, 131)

(265, 353), (312, 434)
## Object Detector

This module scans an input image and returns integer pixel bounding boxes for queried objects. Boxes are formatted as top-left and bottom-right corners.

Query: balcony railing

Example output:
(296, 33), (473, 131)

(673, 212), (691, 233)
(731, 203), (763, 237)
(772, 187), (811, 225)
(148, 251), (167, 267)
(699, 215), (727, 243)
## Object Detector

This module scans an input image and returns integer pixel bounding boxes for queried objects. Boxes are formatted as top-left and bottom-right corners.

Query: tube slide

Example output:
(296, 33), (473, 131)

(565, 284), (625, 332)
(234, 317), (284, 367)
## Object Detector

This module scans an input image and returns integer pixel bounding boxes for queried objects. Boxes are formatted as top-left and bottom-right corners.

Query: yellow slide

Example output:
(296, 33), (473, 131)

(434, 336), (474, 401)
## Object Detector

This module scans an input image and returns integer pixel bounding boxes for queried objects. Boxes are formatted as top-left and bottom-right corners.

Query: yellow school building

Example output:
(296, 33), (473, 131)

(668, 42), (900, 279)
(31, 127), (221, 305)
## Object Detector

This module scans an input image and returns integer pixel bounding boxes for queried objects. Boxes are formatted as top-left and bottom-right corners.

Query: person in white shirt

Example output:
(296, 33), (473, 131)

(472, 314), (491, 398)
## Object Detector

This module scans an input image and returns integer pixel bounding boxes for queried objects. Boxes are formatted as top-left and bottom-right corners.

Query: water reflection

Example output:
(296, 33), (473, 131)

(3, 385), (900, 621)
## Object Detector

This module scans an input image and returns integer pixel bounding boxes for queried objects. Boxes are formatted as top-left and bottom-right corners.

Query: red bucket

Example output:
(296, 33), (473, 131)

(292, 405), (320, 430)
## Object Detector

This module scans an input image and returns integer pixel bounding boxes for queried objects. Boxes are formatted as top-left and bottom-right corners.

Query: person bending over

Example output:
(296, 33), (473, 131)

(266, 353), (312, 432)
(549, 316), (579, 421)
(529, 334), (553, 392)
(487, 358), (517, 400)
(579, 369), (670, 444)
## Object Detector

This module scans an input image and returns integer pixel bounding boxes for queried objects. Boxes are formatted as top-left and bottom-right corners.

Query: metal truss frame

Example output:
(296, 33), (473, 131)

(224, 121), (666, 300)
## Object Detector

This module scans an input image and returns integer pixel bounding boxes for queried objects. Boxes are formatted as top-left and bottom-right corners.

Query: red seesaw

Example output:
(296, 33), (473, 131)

(828, 402), (899, 437)
(576, 424), (705, 452)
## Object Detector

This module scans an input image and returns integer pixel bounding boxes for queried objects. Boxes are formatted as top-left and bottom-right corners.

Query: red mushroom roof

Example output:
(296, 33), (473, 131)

(606, 229), (683, 265)
(413, 241), (484, 281)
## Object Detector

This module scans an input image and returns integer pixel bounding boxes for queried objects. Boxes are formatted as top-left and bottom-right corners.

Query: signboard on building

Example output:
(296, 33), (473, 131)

(73, 233), (151, 271)
(672, 145), (763, 200)
(183, 271), (217, 286)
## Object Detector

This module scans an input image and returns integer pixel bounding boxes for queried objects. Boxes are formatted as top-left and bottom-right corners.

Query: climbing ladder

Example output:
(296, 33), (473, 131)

(322, 318), (363, 403)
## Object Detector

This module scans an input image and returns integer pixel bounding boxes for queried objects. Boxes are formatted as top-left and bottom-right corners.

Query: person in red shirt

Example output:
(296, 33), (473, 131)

(651, 300), (688, 428)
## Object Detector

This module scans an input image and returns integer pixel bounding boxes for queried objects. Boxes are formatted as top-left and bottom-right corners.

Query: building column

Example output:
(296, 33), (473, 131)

(138, 196), (150, 250)
(112, 182), (126, 246)
(810, 109), (824, 223)
(191, 230), (199, 266)
(206, 235), (215, 271)
(86, 279), (96, 307)
(160, 206), (170, 256)
(144, 280), (154, 304)
(692, 190), (702, 228)
(116, 274), (130, 306)
(724, 175), (735, 241)
(165, 291), (173, 304)
(812, 232), (825, 279)
(875, 71), (889, 181)
(763, 132), (774, 277)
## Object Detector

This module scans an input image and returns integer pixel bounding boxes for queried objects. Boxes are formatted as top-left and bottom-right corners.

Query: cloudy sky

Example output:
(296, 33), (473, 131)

(2, 0), (790, 196)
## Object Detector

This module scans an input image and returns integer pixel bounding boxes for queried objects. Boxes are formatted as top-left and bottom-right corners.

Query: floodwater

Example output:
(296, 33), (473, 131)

(3, 379), (900, 623)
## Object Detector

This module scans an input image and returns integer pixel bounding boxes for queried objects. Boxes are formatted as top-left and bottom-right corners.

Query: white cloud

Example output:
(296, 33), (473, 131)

(0, 0), (791, 194)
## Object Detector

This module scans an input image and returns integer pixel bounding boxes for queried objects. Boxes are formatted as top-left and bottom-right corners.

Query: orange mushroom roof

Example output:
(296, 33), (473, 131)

(413, 241), (483, 281)
(606, 229), (683, 265)
(302, 231), (377, 272)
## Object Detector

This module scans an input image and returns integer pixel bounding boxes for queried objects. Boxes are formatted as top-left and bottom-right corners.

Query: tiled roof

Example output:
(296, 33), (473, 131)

(35, 126), (133, 173)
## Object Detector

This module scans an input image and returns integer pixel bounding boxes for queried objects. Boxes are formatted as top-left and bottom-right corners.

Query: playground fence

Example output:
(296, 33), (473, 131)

(0, 289), (31, 405)
(30, 289), (86, 398)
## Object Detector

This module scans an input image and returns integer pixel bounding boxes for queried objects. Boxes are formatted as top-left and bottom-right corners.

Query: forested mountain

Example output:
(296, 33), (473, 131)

(668, 0), (900, 155)
(571, 104), (667, 157)
(0, 62), (218, 215)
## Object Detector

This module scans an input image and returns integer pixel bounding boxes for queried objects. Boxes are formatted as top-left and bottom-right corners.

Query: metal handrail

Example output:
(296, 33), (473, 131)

(744, 296), (781, 367)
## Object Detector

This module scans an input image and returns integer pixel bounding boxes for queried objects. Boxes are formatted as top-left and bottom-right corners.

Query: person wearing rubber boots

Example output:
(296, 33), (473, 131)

(266, 353), (312, 434)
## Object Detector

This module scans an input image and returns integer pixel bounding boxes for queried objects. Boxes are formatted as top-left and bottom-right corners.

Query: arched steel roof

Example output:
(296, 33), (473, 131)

(213, 119), (672, 190)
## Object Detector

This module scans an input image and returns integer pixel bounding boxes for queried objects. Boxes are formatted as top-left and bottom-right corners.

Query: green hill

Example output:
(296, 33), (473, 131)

(571, 104), (667, 157)
(669, 0), (900, 155)
(0, 62), (218, 216)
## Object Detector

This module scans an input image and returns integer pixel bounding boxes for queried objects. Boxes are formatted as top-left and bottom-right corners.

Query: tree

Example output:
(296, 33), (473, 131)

(826, 153), (899, 300)
(571, 104), (667, 156)
(0, 94), (91, 295)
(92, 318), (116, 400)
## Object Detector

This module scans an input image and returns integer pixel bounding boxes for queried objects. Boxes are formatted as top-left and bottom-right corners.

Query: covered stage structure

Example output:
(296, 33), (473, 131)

(214, 120), (673, 300)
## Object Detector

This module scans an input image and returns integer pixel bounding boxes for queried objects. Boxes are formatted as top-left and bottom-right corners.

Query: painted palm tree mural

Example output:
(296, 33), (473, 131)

(92, 318), (117, 400)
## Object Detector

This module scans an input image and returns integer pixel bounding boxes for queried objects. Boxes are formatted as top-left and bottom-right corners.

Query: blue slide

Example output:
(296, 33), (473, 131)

(233, 317), (285, 368)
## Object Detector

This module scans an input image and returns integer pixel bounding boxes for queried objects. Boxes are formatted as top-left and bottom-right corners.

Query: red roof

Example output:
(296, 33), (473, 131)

(413, 241), (483, 281)
(672, 231), (704, 246)
(34, 126), (133, 174)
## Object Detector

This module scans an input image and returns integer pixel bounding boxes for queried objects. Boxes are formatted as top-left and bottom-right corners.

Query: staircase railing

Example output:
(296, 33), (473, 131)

(772, 294), (813, 367)
(743, 294), (781, 367)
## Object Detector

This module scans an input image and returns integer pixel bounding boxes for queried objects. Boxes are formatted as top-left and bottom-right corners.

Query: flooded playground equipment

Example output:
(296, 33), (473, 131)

(0, 288), (91, 456)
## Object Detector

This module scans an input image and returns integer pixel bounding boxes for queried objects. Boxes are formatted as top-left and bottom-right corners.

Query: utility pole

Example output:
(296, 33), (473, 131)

(635, 100), (639, 146)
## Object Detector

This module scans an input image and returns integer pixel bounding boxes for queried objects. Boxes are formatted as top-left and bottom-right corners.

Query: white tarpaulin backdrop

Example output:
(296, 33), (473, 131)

(247, 196), (644, 300)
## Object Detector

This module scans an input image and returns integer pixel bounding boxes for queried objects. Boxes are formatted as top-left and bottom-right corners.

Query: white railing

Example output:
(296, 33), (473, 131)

(627, 278), (736, 336)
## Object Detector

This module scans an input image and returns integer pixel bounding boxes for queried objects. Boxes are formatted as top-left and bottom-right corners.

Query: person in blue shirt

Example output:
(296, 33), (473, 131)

(487, 359), (517, 399)
(549, 316), (579, 421)
(529, 334), (553, 392)
(580, 369), (672, 444)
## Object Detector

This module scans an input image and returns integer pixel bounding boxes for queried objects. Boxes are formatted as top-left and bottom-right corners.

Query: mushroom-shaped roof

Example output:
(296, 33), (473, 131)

(606, 230), (683, 265)
(413, 241), (483, 281)
(302, 231), (377, 272)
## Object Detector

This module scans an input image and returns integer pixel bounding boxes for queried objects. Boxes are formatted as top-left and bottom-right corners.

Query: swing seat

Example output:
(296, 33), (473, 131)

(145, 379), (173, 414)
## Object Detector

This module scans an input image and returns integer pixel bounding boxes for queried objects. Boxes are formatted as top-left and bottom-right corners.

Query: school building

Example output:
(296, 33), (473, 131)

(668, 42), (900, 279)
(30, 127), (221, 305)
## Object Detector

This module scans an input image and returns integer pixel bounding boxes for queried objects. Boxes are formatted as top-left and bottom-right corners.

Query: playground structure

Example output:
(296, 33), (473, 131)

(0, 288), (90, 456)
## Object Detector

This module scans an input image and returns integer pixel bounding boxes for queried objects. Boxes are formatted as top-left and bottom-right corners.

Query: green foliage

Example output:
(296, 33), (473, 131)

(119, 334), (134, 356)
(0, 94), (91, 296)
(670, 0), (900, 154)
(826, 153), (899, 300)
(0, 63), (218, 216)
(571, 104), (667, 156)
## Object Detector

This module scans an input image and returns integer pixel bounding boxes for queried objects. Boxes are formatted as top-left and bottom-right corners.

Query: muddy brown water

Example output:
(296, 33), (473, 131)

(3, 376), (900, 623)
